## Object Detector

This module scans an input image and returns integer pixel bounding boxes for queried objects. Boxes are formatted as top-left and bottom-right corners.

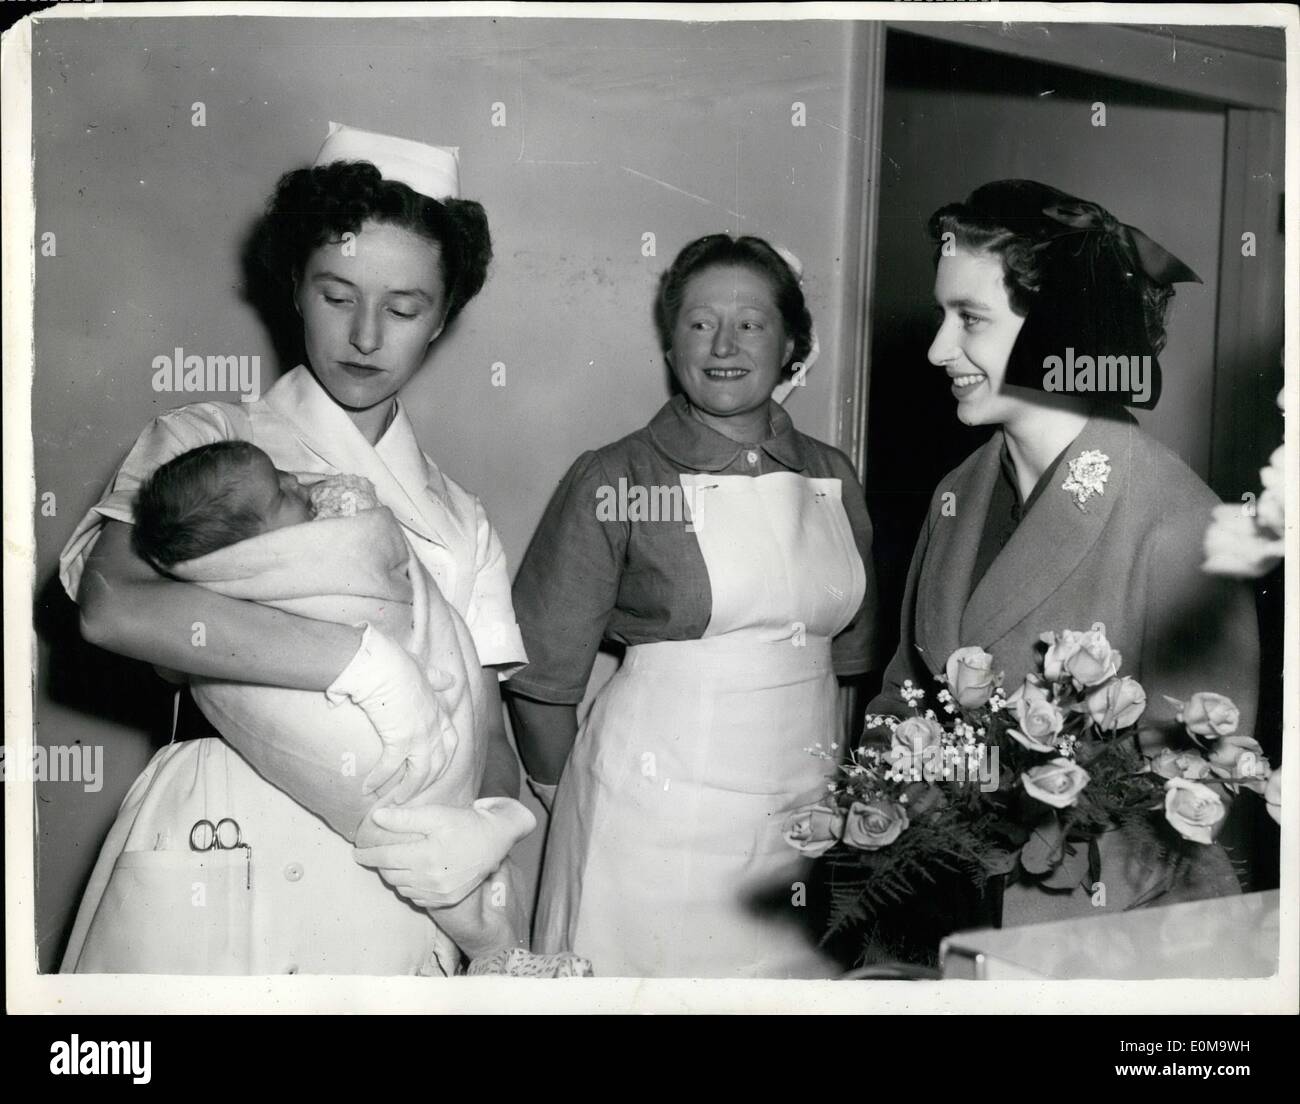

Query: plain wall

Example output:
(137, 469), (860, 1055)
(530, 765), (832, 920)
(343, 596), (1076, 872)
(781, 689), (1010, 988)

(30, 16), (874, 970)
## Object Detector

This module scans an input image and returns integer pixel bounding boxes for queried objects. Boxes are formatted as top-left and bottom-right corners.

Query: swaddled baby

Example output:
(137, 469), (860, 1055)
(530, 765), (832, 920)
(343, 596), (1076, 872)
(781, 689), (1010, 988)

(131, 441), (592, 977)
(133, 439), (376, 564)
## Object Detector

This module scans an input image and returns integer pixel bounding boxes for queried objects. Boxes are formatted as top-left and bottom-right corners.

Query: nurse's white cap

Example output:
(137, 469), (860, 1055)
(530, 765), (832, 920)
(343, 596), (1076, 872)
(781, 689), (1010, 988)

(312, 121), (460, 201)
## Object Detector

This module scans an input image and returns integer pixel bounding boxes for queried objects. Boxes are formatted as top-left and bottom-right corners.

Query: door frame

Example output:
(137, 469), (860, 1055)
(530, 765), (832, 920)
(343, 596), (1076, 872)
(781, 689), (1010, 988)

(835, 19), (1286, 499)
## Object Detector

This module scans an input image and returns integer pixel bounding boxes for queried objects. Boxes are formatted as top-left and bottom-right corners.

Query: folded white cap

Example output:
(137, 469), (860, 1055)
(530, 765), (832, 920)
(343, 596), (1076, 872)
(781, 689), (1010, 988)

(313, 121), (460, 201)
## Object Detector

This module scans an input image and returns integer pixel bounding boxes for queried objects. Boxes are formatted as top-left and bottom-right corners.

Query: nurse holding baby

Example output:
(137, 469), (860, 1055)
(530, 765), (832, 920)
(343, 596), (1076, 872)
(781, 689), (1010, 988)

(59, 125), (536, 975)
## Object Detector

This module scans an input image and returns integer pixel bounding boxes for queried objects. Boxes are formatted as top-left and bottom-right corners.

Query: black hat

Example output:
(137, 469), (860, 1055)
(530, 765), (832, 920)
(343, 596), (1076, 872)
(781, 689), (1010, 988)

(960, 180), (1202, 410)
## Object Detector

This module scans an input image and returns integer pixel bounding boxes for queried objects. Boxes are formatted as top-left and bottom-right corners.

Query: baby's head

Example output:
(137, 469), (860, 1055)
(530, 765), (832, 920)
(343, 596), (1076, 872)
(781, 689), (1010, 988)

(133, 441), (314, 569)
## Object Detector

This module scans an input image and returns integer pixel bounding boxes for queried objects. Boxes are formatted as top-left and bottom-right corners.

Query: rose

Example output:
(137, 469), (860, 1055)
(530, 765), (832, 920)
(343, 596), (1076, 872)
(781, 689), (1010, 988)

(1202, 503), (1284, 577)
(1256, 487), (1285, 535)
(944, 646), (998, 708)
(781, 803), (844, 857)
(842, 800), (909, 851)
(1040, 624), (1122, 687)
(1175, 692), (1240, 746)
(1039, 629), (1083, 682)
(1147, 747), (1212, 782)
(1085, 676), (1147, 731)
(890, 716), (943, 776)
(1257, 445), (1285, 534)
(1205, 734), (1270, 794)
(1064, 624), (1121, 687)
(1264, 771), (1281, 826)
(1006, 680), (1065, 753)
(1163, 778), (1227, 844)
(1021, 757), (1091, 809)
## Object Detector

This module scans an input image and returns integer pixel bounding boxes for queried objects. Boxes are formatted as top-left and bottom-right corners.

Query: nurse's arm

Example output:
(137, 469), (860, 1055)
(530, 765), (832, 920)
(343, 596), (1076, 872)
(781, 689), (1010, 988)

(478, 669), (522, 799)
(77, 519), (363, 690)
(503, 691), (577, 787)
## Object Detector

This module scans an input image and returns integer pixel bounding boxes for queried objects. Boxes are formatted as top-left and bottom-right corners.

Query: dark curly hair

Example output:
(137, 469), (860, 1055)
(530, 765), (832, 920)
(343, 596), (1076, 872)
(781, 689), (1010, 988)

(132, 441), (270, 570)
(654, 234), (814, 378)
(928, 182), (1175, 355)
(253, 160), (492, 328)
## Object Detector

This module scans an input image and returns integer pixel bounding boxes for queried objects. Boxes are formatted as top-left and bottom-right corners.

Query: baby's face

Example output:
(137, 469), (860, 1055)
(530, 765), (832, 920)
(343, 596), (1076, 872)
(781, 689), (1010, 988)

(242, 452), (314, 533)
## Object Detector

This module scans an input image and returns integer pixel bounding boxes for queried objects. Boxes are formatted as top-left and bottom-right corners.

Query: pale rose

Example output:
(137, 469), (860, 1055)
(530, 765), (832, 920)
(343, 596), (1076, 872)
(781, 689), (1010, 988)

(1163, 778), (1227, 844)
(1006, 680), (1064, 753)
(1085, 676), (1147, 731)
(1062, 624), (1121, 687)
(1039, 629), (1083, 682)
(1256, 487), (1285, 535)
(781, 803), (844, 857)
(1178, 692), (1240, 745)
(1021, 757), (1091, 809)
(1205, 734), (1271, 794)
(1147, 747), (1212, 782)
(944, 646), (998, 708)
(1203, 503), (1284, 578)
(1264, 771), (1281, 826)
(890, 716), (943, 775)
(842, 800), (909, 851)
(1257, 445), (1285, 533)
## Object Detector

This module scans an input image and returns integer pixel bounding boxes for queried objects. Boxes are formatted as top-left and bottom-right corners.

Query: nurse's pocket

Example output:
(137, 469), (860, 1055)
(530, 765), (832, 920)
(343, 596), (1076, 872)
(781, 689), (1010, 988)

(74, 850), (253, 974)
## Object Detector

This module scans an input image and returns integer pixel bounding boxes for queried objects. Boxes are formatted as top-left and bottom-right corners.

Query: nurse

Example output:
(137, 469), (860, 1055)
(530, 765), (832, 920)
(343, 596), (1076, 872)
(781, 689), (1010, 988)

(506, 235), (880, 978)
(867, 180), (1260, 925)
(59, 123), (533, 975)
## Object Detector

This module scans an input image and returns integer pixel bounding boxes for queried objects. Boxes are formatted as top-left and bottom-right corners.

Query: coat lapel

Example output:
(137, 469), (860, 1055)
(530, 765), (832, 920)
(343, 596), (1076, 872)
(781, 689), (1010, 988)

(913, 437), (1003, 676)
(960, 412), (1135, 650)
(257, 366), (449, 548)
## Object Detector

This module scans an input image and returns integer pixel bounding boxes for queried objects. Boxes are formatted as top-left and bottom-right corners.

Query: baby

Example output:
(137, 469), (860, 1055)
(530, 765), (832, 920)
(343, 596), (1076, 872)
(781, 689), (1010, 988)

(132, 440), (372, 570)
(131, 441), (592, 977)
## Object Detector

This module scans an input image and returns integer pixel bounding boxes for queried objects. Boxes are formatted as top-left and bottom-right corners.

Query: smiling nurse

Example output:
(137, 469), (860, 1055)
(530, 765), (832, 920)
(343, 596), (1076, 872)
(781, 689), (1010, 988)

(507, 234), (880, 979)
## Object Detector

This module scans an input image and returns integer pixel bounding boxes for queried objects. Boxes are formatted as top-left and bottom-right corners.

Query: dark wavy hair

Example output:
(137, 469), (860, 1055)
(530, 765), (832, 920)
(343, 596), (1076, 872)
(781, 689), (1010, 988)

(928, 187), (1175, 355)
(132, 441), (269, 570)
(654, 234), (814, 377)
(252, 160), (492, 327)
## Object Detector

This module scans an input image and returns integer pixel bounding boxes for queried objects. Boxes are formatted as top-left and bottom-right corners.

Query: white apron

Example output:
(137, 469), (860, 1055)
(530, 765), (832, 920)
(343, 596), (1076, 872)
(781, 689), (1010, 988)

(534, 471), (867, 978)
(61, 368), (486, 976)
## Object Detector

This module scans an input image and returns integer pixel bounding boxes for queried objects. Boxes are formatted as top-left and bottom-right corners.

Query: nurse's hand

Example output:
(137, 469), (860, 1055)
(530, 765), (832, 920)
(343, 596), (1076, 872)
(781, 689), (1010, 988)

(325, 623), (458, 804)
(353, 798), (537, 909)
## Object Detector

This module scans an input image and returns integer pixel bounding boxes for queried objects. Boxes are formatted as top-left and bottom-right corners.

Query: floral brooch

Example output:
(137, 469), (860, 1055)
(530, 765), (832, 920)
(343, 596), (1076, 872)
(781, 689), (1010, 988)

(1062, 449), (1111, 511)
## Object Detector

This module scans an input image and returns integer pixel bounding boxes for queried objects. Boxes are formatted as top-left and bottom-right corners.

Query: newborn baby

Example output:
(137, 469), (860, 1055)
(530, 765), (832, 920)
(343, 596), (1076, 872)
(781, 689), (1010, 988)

(130, 440), (592, 978)
(132, 440), (373, 569)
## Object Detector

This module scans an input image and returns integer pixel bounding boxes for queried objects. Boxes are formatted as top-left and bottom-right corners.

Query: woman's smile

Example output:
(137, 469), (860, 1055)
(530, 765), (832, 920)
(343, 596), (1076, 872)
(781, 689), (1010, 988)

(949, 370), (987, 396)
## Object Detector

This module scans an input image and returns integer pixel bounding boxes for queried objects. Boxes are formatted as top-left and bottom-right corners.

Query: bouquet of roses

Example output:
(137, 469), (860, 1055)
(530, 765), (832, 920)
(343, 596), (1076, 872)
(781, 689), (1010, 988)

(783, 623), (1277, 953)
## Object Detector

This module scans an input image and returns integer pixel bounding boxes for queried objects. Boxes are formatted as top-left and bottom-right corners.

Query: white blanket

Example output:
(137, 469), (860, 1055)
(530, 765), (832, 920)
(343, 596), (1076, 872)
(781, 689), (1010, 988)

(175, 506), (488, 842)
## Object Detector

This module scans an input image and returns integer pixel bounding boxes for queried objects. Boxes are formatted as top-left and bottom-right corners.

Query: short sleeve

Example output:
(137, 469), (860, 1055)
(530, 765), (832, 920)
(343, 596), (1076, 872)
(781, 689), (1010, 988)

(58, 403), (243, 603)
(506, 451), (628, 705)
(827, 450), (881, 678)
(464, 497), (529, 672)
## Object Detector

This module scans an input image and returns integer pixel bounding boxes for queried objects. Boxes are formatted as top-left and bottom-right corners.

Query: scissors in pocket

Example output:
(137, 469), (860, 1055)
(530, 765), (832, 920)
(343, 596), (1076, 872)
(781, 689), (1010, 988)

(190, 817), (253, 890)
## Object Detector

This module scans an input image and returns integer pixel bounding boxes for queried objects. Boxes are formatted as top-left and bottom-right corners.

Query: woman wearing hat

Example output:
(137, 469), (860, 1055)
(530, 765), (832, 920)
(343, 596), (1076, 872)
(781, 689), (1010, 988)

(505, 234), (880, 978)
(868, 180), (1260, 925)
(59, 124), (534, 975)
